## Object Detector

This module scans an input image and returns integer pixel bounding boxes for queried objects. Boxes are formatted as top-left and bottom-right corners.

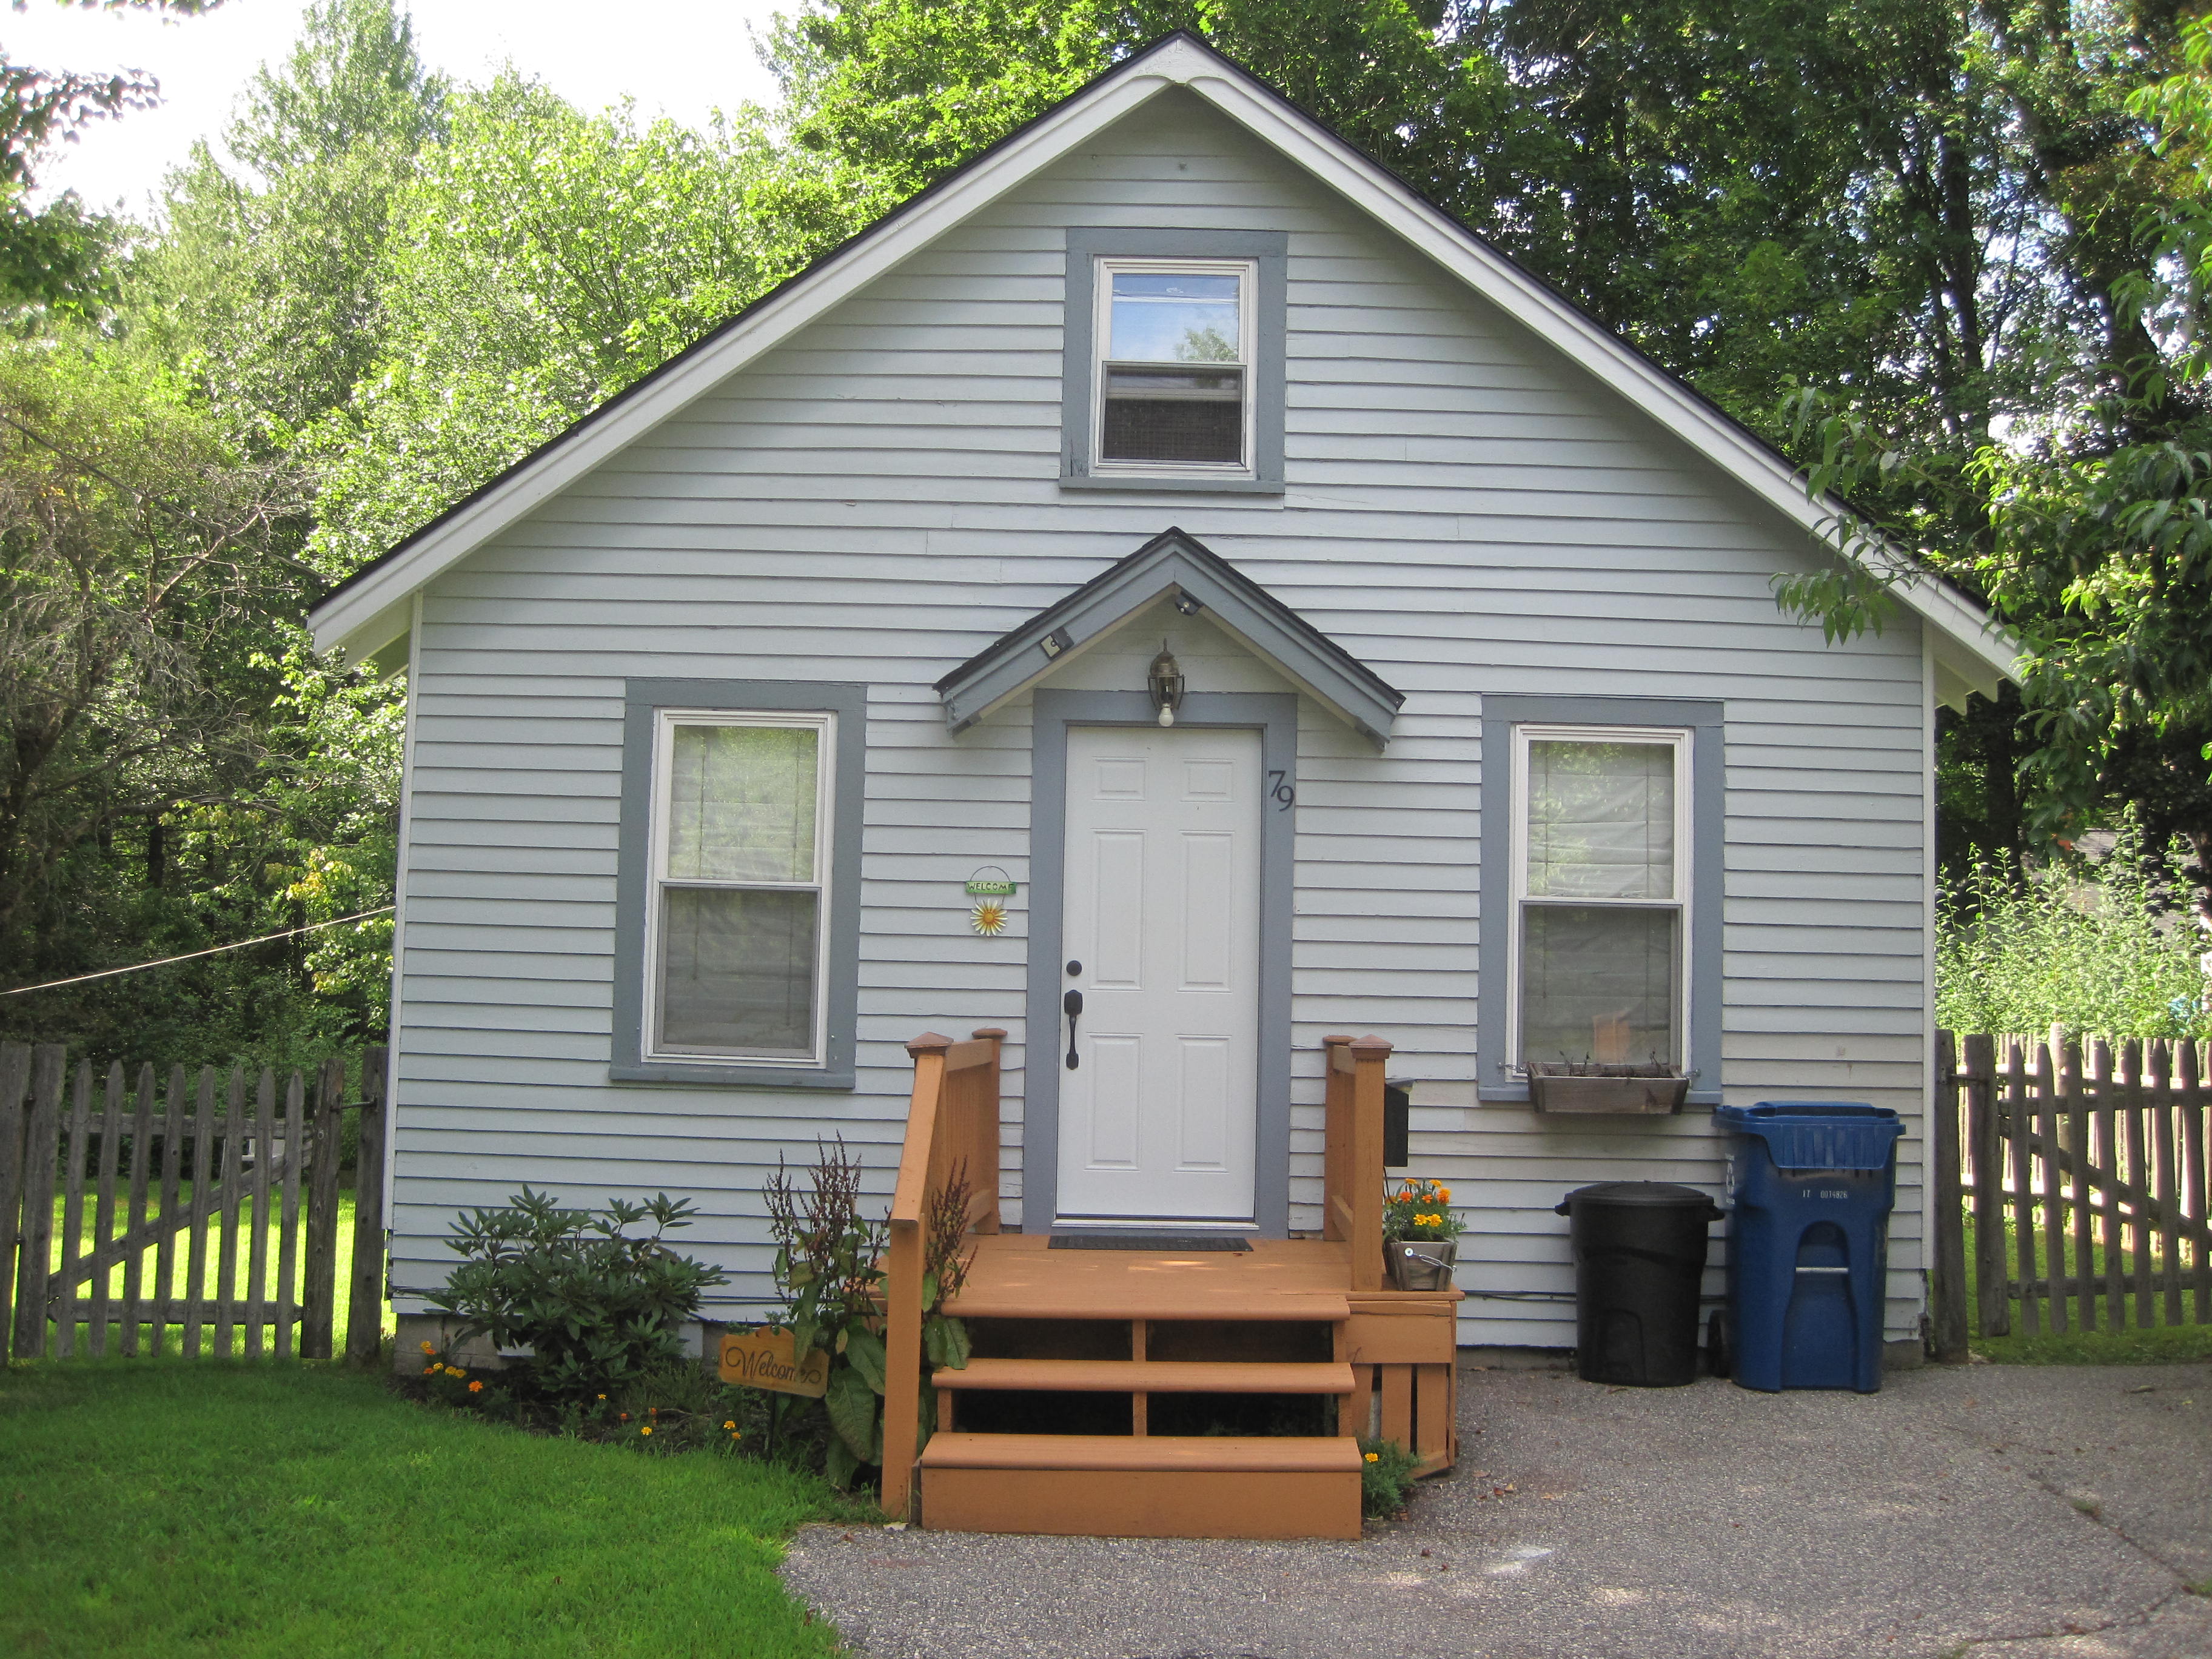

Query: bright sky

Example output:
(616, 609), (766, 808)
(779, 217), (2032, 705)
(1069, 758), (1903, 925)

(7, 0), (789, 213)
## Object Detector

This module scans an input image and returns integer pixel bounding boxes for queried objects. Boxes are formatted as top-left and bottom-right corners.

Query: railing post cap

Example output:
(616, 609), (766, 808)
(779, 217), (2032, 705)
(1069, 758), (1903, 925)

(1322, 1034), (1353, 1046)
(905, 1031), (954, 1057)
(1348, 1035), (1393, 1057)
(970, 1027), (1008, 1041)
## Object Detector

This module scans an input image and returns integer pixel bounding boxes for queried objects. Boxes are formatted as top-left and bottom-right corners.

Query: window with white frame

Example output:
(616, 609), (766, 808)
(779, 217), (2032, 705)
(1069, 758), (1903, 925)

(1093, 258), (1255, 472)
(645, 711), (833, 1064)
(1509, 725), (1690, 1070)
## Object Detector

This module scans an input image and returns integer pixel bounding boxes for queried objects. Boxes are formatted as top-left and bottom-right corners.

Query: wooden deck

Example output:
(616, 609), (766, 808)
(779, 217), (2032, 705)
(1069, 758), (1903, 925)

(882, 1031), (1460, 1538)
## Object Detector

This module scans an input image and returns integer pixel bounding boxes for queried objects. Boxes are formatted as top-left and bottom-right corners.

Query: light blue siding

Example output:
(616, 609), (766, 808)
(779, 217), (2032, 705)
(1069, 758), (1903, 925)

(388, 88), (1930, 1346)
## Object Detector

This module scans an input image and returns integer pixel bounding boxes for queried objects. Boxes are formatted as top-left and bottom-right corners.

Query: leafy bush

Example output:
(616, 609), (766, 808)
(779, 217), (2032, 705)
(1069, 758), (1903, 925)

(429, 1188), (729, 1401)
(1937, 816), (2210, 1041)
(1360, 1438), (1421, 1518)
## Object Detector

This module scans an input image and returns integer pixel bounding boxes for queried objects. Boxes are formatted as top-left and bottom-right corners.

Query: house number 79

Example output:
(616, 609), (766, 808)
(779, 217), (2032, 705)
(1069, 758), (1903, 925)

(1265, 770), (1295, 812)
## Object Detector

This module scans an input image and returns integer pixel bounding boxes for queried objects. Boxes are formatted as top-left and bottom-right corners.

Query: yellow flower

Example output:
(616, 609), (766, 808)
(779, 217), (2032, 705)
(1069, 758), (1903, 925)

(597, 1393), (606, 1401)
(641, 1425), (653, 1436)
(1365, 1451), (1380, 1463)
(723, 1420), (736, 1430)
(420, 1341), (436, 1354)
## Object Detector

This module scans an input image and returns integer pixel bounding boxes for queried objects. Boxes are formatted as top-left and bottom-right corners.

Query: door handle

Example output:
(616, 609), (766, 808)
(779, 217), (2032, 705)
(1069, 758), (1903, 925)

(1063, 988), (1083, 1070)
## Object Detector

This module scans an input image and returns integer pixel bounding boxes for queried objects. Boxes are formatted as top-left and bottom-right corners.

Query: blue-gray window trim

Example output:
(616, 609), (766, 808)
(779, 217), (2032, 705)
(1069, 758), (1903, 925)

(1061, 227), (1287, 494)
(1476, 694), (1724, 1107)
(1025, 690), (1296, 1234)
(612, 678), (866, 1088)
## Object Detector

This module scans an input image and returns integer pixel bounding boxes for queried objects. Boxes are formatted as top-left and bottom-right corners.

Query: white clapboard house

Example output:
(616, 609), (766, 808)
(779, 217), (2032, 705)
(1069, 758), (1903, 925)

(308, 34), (2014, 1535)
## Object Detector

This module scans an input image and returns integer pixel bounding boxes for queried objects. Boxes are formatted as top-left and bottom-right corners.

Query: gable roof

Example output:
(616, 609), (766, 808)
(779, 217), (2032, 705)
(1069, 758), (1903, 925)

(937, 527), (1405, 742)
(305, 31), (2017, 705)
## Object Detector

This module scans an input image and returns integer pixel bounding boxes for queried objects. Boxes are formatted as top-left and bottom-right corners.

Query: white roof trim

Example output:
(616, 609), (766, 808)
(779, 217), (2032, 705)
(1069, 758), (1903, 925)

(308, 33), (2018, 693)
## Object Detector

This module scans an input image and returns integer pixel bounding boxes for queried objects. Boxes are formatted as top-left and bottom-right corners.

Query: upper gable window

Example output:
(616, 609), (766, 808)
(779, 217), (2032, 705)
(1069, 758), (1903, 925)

(1095, 260), (1255, 473)
(1061, 228), (1285, 495)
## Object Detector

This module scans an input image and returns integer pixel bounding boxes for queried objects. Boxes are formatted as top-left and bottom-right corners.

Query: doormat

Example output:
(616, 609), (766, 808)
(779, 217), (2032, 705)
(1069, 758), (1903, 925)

(1048, 1234), (1253, 1252)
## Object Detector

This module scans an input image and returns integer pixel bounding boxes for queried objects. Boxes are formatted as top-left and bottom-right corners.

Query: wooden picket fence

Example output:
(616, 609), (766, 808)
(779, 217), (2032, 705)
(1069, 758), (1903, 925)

(1929, 1031), (2210, 1359)
(0, 1042), (389, 1362)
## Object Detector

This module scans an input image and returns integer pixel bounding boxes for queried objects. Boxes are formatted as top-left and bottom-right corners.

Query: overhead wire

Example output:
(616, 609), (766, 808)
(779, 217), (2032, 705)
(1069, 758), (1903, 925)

(1, 907), (395, 996)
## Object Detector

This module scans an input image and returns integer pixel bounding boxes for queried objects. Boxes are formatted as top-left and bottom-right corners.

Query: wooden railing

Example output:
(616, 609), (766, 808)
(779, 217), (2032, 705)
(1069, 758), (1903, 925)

(1932, 1030), (2210, 1360)
(882, 1027), (1003, 1521)
(0, 1042), (387, 1363)
(1322, 1034), (1391, 1292)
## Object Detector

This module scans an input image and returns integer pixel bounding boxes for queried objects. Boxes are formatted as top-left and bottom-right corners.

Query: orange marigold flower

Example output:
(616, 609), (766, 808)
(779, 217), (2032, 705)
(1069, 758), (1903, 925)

(722, 1420), (736, 1430)
(1365, 1451), (1380, 1463)
(420, 1341), (436, 1354)
(469, 1381), (483, 1393)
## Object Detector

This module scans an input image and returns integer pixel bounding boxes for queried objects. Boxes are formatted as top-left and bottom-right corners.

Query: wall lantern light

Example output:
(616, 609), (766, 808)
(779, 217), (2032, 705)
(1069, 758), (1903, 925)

(1147, 640), (1185, 727)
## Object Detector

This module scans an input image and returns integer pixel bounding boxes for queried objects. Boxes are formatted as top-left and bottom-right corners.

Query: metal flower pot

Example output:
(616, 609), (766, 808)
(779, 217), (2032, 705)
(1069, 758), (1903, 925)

(1385, 1238), (1458, 1292)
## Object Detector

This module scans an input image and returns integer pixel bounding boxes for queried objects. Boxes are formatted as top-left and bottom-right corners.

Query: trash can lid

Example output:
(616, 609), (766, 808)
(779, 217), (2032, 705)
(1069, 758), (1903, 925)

(1714, 1102), (1903, 1170)
(1553, 1181), (1723, 1216)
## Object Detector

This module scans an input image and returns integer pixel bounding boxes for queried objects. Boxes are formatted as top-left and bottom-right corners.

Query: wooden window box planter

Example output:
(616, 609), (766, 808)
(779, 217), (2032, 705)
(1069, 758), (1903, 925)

(1526, 1065), (1690, 1116)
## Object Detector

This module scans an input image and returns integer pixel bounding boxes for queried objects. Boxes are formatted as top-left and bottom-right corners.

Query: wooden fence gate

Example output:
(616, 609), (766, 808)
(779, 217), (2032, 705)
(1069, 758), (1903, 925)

(0, 1042), (389, 1363)
(1931, 1031), (2210, 1359)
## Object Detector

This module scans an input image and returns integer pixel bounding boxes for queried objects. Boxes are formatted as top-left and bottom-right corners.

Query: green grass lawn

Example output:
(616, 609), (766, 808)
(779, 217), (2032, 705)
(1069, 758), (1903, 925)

(1963, 1216), (2212, 1365)
(0, 1361), (851, 1658)
(45, 1186), (386, 1358)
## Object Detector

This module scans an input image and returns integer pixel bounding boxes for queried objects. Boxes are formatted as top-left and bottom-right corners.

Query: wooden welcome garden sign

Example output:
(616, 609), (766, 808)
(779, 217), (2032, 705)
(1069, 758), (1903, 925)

(717, 1326), (830, 1398)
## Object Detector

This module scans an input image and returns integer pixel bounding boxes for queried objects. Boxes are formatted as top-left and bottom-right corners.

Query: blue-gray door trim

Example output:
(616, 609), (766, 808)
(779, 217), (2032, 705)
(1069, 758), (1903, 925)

(1026, 689), (1298, 1235)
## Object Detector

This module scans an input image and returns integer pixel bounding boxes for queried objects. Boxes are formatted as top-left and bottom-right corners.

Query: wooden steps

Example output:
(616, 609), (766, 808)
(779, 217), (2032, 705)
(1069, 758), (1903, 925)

(919, 1433), (1364, 1540)
(934, 1357), (1356, 1394)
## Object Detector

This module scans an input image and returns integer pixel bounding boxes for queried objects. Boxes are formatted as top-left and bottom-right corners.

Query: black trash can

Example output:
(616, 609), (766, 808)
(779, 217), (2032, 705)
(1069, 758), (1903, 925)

(1555, 1181), (1724, 1387)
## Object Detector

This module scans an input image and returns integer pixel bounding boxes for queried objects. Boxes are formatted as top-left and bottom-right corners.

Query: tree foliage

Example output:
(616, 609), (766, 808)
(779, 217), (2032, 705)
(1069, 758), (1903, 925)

(0, 329), (301, 957)
(309, 77), (853, 577)
(1937, 816), (2211, 1041)
(0, 1), (223, 311)
(152, 0), (448, 448)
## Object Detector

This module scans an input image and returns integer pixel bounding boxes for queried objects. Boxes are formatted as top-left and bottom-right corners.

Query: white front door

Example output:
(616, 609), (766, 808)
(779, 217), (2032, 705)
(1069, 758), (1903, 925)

(1057, 725), (1262, 1223)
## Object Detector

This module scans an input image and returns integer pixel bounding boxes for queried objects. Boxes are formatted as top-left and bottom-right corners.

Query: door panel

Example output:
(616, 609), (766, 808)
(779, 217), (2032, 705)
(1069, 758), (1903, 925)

(1058, 725), (1262, 1222)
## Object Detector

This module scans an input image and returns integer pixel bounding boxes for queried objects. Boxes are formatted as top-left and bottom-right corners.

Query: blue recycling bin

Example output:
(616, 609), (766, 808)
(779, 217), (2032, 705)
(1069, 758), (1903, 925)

(1715, 1102), (1903, 1393)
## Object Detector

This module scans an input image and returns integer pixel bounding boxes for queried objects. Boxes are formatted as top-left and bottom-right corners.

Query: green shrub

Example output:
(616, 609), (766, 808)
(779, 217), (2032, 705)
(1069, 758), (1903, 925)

(1359, 1436), (1421, 1518)
(1938, 814), (2210, 1041)
(429, 1187), (729, 1402)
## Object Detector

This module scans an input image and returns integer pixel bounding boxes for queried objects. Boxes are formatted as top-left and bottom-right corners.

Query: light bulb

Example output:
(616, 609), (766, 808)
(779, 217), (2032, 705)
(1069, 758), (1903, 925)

(1158, 705), (1175, 727)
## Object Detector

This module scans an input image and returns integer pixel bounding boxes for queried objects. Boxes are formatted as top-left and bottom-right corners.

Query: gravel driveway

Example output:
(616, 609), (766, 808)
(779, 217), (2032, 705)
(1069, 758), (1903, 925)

(779, 1358), (2212, 1659)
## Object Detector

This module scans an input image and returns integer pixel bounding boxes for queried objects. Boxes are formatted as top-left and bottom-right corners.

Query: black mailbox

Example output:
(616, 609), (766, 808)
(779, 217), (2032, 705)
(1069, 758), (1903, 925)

(1383, 1082), (1410, 1169)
